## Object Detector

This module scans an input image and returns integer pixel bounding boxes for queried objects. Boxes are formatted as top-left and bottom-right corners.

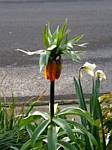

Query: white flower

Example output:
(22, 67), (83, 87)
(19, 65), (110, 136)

(95, 70), (106, 80)
(81, 62), (96, 76)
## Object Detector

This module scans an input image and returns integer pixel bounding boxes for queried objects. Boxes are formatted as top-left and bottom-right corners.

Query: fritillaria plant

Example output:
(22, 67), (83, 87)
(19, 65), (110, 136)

(16, 19), (86, 119)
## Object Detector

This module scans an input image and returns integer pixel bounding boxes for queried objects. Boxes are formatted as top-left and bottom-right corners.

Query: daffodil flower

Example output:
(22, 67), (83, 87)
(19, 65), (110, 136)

(95, 70), (106, 80)
(81, 62), (96, 77)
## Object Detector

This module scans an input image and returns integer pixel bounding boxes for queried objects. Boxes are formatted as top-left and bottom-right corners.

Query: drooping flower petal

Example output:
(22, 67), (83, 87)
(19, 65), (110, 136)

(44, 59), (62, 81)
(95, 70), (106, 80)
(81, 62), (96, 76)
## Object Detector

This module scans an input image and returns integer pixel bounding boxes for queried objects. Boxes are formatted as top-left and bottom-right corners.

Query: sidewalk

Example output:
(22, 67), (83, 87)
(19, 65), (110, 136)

(0, 56), (111, 100)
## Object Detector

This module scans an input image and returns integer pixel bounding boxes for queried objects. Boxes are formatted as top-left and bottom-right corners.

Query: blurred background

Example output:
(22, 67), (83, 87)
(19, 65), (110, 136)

(0, 0), (112, 99)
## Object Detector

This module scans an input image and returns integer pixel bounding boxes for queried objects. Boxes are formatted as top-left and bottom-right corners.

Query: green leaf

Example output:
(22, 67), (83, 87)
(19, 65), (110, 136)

(90, 78), (95, 114)
(48, 124), (57, 150)
(47, 45), (57, 51)
(53, 117), (75, 142)
(45, 50), (51, 65)
(91, 79), (101, 144)
(31, 111), (49, 120)
(39, 52), (46, 72)
(20, 115), (41, 127)
(20, 111), (49, 127)
(74, 77), (89, 128)
(74, 77), (87, 111)
(92, 79), (106, 149)
(68, 120), (98, 149)
(74, 77), (88, 127)
(25, 101), (39, 117)
(43, 25), (50, 47)
(58, 19), (68, 45)
(57, 107), (95, 126)
(53, 25), (59, 45)
(58, 141), (77, 150)
(43, 23), (52, 48)
(32, 120), (50, 145)
(66, 51), (81, 62)
(54, 103), (60, 115)
(69, 34), (84, 44)
(67, 42), (73, 49)
(92, 79), (101, 119)
(61, 19), (68, 36)
(26, 124), (36, 137)
(10, 147), (19, 150)
(47, 23), (52, 39)
(20, 139), (31, 150)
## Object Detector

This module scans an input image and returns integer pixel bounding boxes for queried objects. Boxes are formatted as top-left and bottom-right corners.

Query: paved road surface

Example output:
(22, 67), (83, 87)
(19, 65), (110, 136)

(0, 0), (112, 99)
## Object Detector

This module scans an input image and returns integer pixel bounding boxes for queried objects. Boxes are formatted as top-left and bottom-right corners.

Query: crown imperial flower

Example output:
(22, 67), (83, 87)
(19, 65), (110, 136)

(16, 20), (85, 80)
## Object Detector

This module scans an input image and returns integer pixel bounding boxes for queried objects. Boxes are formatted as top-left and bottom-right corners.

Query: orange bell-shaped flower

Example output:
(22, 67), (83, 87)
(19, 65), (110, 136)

(44, 59), (62, 81)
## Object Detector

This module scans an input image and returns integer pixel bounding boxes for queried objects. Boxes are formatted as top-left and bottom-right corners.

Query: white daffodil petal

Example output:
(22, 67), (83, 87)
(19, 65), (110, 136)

(82, 62), (96, 76)
(95, 70), (106, 80)
(85, 69), (94, 76)
(83, 62), (96, 70)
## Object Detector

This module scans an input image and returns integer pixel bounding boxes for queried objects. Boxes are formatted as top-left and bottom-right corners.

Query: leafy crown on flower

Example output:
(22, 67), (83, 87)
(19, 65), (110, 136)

(16, 19), (87, 72)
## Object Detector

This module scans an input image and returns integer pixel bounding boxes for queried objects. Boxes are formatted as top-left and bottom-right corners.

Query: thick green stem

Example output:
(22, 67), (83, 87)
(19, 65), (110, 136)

(50, 81), (55, 119)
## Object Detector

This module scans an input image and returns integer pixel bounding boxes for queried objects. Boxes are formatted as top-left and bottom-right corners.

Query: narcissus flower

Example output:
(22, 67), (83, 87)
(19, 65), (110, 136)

(95, 70), (106, 80)
(81, 62), (96, 76)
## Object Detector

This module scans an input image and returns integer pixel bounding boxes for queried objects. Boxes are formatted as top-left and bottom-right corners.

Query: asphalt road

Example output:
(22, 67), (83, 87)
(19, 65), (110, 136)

(0, 0), (112, 99)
